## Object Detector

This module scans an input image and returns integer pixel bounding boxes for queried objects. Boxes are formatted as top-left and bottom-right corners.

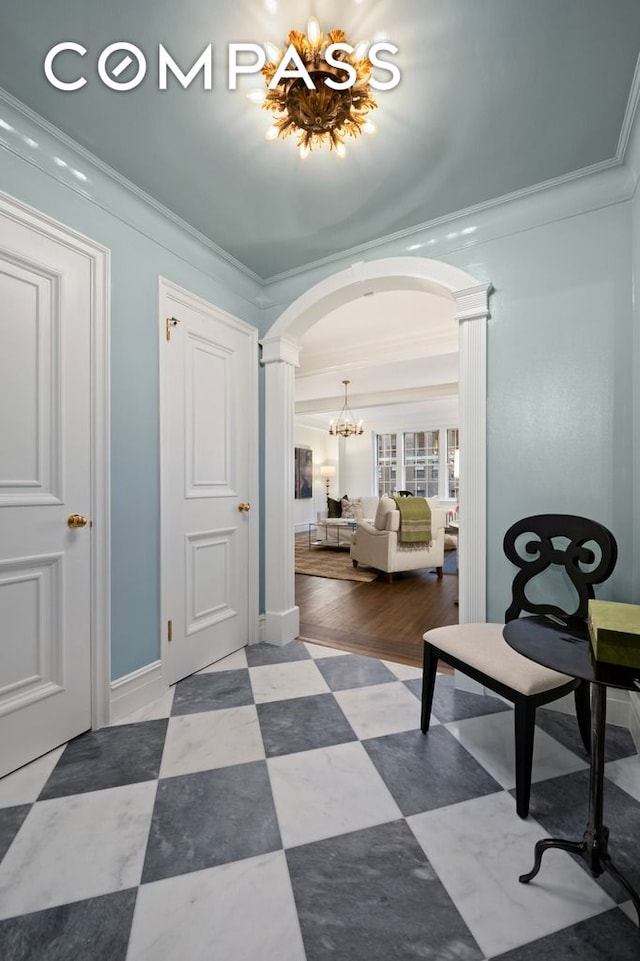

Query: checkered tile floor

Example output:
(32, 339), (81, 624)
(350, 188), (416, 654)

(1, 640), (639, 960)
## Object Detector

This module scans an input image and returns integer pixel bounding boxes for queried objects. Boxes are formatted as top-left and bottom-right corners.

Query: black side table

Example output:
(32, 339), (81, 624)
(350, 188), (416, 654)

(503, 615), (640, 925)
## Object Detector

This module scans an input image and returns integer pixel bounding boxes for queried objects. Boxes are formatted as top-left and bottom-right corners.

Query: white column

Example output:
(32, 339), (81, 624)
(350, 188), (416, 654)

(454, 284), (491, 625)
(261, 336), (301, 645)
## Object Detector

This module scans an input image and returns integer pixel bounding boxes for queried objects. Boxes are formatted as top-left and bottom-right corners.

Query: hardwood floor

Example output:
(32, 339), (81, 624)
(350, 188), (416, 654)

(296, 562), (458, 668)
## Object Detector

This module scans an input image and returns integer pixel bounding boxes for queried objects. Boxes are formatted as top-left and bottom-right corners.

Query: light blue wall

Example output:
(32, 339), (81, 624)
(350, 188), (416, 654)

(264, 185), (636, 620)
(0, 101), (263, 680)
(2, 93), (638, 679)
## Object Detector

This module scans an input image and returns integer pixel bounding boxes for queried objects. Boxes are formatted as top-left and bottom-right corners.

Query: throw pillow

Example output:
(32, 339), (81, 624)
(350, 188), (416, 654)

(341, 496), (356, 519)
(327, 496), (342, 518)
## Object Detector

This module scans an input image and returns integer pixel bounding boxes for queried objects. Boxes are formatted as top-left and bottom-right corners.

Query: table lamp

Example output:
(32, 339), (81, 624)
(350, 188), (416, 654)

(319, 465), (336, 500)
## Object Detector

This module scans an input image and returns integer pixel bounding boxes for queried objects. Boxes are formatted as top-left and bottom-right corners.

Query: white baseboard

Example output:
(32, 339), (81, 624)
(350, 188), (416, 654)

(109, 660), (166, 724)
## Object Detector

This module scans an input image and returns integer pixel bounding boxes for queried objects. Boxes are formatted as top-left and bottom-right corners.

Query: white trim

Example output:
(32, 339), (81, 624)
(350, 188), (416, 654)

(158, 277), (260, 674)
(262, 258), (491, 643)
(257, 614), (267, 644)
(616, 51), (640, 163)
(109, 661), (166, 724)
(0, 189), (111, 729)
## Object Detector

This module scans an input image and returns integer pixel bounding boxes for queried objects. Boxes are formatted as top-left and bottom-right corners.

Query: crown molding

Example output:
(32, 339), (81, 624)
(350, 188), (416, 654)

(261, 157), (625, 287)
(616, 51), (640, 163)
(0, 87), (264, 293)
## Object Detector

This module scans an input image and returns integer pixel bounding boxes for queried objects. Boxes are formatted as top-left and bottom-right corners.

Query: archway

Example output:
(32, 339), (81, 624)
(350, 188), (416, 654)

(261, 257), (492, 645)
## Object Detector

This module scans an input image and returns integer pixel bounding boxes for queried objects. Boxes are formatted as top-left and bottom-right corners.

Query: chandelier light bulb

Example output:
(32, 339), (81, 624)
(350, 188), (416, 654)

(264, 41), (281, 64)
(265, 125), (279, 141)
(336, 143), (346, 158)
(299, 144), (311, 159)
(307, 16), (321, 45)
(352, 40), (369, 61)
(247, 88), (266, 104)
(363, 121), (377, 135)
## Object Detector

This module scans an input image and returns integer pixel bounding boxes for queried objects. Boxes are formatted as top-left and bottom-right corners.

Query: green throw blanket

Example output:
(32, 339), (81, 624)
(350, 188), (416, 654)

(391, 496), (432, 544)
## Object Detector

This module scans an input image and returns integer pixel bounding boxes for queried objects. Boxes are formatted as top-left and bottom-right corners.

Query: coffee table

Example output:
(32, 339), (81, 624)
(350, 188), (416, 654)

(308, 520), (358, 549)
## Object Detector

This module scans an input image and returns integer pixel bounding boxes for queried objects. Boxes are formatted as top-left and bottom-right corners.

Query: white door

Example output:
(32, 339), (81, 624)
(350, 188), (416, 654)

(0, 202), (96, 778)
(160, 281), (257, 684)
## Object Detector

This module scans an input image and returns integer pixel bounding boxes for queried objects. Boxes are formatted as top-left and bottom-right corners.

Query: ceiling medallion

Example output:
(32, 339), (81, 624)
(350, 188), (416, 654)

(329, 380), (364, 437)
(253, 17), (377, 159)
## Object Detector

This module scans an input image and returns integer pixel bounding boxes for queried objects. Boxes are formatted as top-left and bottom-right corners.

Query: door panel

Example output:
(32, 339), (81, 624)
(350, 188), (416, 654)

(161, 284), (256, 684)
(0, 214), (92, 778)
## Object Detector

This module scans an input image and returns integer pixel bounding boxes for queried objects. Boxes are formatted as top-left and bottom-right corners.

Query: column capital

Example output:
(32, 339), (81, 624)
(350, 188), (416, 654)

(453, 284), (492, 323)
(261, 336), (301, 367)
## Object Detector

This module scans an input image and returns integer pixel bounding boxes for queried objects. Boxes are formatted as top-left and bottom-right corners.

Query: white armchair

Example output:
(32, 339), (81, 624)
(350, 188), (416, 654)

(350, 496), (446, 582)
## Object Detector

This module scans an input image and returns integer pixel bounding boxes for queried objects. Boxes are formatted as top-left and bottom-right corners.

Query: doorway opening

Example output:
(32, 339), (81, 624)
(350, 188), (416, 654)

(261, 256), (491, 647)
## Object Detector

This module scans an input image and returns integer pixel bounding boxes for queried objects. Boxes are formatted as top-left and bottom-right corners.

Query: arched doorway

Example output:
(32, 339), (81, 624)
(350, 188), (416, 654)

(261, 257), (491, 645)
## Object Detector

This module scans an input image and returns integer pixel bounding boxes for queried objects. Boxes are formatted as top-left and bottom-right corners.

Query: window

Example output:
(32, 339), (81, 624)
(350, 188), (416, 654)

(403, 430), (439, 497)
(375, 427), (459, 500)
(447, 428), (459, 500)
(376, 433), (397, 496)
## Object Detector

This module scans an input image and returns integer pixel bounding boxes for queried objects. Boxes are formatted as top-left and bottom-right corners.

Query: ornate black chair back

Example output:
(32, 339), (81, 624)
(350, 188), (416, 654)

(503, 514), (618, 625)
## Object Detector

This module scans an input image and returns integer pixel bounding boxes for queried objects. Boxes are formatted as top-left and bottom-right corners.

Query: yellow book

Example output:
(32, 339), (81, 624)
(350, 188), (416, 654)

(588, 600), (640, 669)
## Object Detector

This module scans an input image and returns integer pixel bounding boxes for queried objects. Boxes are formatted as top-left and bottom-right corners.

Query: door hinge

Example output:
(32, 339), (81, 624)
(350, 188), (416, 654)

(167, 619), (173, 642)
(166, 316), (179, 342)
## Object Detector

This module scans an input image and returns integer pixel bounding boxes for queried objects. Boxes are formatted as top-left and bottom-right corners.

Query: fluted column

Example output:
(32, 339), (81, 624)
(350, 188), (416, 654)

(454, 284), (491, 625)
(261, 336), (301, 645)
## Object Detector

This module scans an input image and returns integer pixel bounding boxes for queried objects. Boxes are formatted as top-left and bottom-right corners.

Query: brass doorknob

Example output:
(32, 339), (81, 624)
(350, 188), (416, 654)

(238, 503), (251, 513)
(67, 513), (88, 528)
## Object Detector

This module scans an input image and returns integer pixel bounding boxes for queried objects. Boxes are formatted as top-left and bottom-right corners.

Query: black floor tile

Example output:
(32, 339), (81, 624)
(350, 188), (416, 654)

(490, 907), (639, 960)
(142, 761), (281, 883)
(536, 707), (636, 761)
(39, 720), (168, 799)
(171, 670), (253, 716)
(246, 640), (311, 666)
(0, 889), (137, 961)
(0, 805), (31, 862)
(314, 653), (396, 692)
(287, 819), (484, 961)
(257, 693), (357, 757)
(362, 726), (503, 816)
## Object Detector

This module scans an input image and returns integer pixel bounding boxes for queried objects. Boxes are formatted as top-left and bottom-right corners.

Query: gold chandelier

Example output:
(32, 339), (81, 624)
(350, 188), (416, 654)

(329, 380), (364, 437)
(253, 17), (377, 158)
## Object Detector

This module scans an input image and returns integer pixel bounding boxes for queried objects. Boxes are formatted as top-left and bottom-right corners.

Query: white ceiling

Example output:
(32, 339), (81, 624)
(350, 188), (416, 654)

(1, 0), (639, 279)
(294, 287), (459, 429)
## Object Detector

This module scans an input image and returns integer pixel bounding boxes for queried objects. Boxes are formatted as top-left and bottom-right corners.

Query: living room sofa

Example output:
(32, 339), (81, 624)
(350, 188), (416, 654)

(350, 496), (446, 581)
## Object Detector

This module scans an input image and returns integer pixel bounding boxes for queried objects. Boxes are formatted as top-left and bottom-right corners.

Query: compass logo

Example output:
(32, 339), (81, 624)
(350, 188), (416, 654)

(44, 41), (400, 92)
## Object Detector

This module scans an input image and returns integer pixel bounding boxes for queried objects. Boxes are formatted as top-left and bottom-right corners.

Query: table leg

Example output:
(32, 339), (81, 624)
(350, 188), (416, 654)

(519, 683), (640, 926)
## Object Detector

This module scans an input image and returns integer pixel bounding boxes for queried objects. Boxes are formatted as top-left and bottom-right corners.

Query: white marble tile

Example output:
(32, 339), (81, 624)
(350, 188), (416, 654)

(198, 648), (248, 673)
(408, 791), (614, 957)
(267, 741), (401, 849)
(0, 781), (157, 919)
(127, 851), (305, 961)
(249, 660), (330, 703)
(334, 682), (432, 739)
(160, 705), (264, 778)
(303, 642), (349, 659)
(111, 687), (176, 726)
(605, 754), (640, 803)
(0, 746), (64, 808)
(381, 660), (422, 681)
(445, 709), (588, 789)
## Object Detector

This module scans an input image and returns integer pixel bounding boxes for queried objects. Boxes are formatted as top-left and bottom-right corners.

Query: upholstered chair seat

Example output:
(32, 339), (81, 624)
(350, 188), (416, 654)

(421, 514), (618, 819)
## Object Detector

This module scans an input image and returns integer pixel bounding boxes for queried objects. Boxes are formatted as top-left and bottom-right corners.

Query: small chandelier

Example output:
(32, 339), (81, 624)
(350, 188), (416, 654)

(254, 17), (377, 158)
(329, 380), (364, 437)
